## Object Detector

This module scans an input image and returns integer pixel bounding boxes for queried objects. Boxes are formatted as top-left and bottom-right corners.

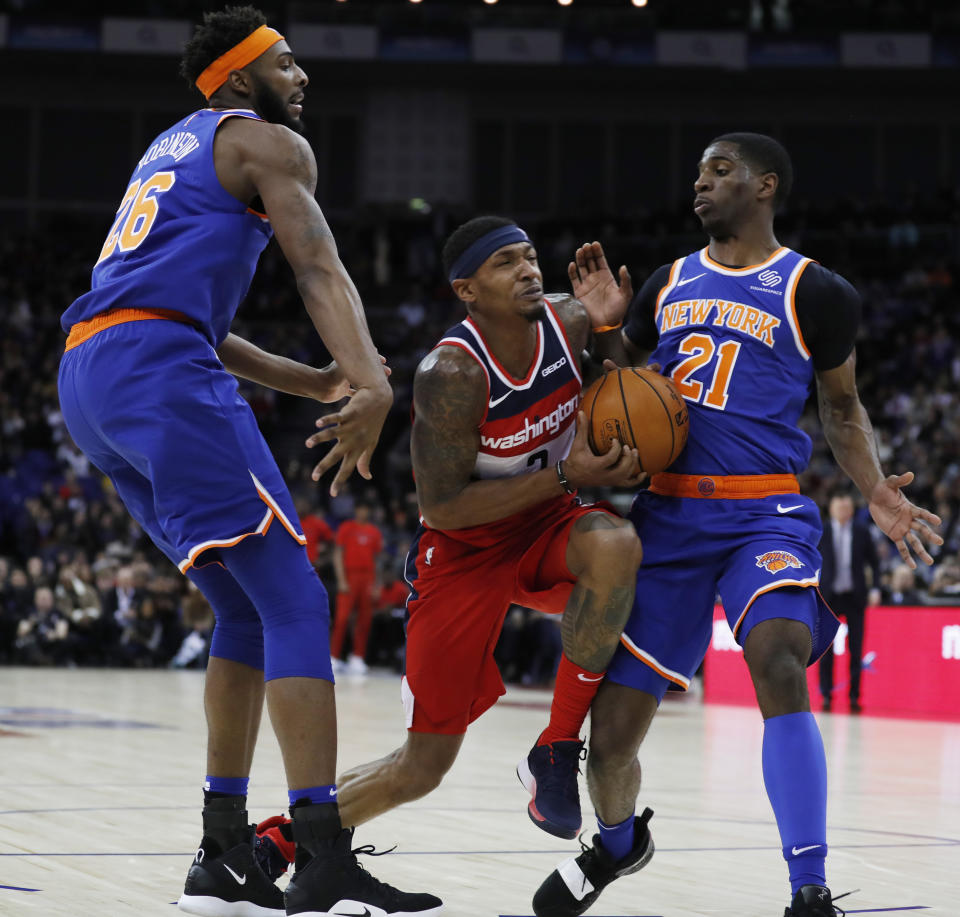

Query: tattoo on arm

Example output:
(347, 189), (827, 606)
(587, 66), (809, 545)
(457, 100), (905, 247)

(412, 349), (487, 514)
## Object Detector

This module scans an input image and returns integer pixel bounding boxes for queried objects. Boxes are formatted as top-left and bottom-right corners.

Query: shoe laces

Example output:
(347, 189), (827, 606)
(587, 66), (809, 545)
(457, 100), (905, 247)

(573, 829), (601, 863)
(827, 888), (856, 917)
(794, 887), (856, 917)
(540, 741), (584, 802)
(334, 833), (403, 899)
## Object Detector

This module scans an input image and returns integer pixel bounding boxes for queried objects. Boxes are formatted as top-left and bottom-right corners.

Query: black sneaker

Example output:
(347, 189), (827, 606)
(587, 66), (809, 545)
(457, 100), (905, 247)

(785, 885), (850, 917)
(532, 808), (654, 917)
(178, 829), (285, 916)
(284, 827), (442, 917)
(517, 740), (585, 839)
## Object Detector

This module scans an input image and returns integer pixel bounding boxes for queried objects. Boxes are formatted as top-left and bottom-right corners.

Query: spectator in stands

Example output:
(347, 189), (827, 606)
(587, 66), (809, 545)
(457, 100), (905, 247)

(818, 490), (881, 713)
(170, 585), (216, 670)
(928, 558), (960, 601)
(330, 501), (384, 675)
(54, 560), (106, 665)
(0, 560), (27, 662)
(117, 595), (164, 668)
(883, 564), (923, 606)
(379, 496), (419, 573)
(102, 565), (141, 631)
(14, 585), (75, 666)
(25, 555), (49, 589)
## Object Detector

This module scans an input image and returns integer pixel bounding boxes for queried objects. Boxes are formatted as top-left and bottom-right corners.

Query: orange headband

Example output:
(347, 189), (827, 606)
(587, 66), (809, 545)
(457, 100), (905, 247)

(195, 24), (285, 100)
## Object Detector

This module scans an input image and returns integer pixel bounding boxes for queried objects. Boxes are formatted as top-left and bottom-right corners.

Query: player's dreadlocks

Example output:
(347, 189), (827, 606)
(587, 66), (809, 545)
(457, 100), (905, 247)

(179, 5), (267, 90)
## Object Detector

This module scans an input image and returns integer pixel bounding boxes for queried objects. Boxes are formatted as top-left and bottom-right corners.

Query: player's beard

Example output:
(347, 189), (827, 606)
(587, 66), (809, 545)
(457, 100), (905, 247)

(251, 75), (305, 134)
(524, 304), (547, 323)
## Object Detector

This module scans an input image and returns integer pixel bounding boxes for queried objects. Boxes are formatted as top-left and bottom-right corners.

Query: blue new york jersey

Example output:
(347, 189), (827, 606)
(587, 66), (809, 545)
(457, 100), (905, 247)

(61, 109), (272, 346)
(651, 246), (815, 476)
(58, 108), (305, 574)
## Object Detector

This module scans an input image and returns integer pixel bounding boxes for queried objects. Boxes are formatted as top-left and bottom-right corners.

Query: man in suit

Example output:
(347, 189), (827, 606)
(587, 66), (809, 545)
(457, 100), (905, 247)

(818, 490), (881, 712)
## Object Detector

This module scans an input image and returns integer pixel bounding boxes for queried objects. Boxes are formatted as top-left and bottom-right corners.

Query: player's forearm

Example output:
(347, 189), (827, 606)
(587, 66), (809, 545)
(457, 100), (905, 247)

(589, 327), (631, 366)
(419, 466), (567, 530)
(298, 265), (391, 399)
(819, 394), (884, 499)
(217, 333), (322, 397)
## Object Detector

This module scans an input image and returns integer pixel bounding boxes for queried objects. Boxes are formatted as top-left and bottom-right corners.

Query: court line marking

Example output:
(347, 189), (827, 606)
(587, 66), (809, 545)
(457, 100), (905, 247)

(847, 909), (931, 913)
(0, 805), (957, 848)
(0, 884), (40, 891)
(0, 842), (956, 857)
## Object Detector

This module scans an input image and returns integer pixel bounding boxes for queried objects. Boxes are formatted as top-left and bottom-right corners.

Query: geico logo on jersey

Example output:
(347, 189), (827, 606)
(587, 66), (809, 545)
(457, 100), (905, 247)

(755, 550), (803, 573)
(541, 357), (567, 377)
(480, 394), (578, 450)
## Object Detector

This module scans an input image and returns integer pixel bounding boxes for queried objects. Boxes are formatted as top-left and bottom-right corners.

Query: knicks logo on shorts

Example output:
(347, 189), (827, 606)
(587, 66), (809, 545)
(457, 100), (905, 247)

(755, 550), (803, 574)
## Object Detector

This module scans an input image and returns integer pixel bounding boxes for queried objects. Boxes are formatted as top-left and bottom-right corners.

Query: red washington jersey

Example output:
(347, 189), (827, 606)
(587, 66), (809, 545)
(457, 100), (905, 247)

(435, 297), (582, 486)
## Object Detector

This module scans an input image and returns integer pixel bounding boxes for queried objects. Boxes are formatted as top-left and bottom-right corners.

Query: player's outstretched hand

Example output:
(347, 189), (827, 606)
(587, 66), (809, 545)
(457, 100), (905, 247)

(568, 242), (633, 331)
(563, 411), (646, 490)
(311, 355), (391, 403)
(305, 384), (393, 496)
(868, 471), (942, 569)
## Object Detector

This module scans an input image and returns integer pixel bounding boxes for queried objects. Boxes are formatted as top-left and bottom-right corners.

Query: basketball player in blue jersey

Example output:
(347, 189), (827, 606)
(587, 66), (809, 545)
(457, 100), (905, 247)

(531, 133), (942, 917)
(57, 7), (439, 917)
(327, 216), (646, 851)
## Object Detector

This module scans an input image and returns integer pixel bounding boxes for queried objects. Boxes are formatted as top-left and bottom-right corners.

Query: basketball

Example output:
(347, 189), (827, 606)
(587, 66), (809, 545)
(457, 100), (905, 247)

(581, 367), (689, 473)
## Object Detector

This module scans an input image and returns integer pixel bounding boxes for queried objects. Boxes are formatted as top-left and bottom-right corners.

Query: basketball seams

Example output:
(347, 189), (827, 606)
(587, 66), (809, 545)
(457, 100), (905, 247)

(616, 370), (639, 452)
(631, 367), (676, 466)
(586, 372), (607, 453)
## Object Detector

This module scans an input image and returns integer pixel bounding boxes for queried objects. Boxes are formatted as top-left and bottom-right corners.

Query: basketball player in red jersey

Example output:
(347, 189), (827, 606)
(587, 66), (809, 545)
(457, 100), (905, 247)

(324, 216), (645, 843)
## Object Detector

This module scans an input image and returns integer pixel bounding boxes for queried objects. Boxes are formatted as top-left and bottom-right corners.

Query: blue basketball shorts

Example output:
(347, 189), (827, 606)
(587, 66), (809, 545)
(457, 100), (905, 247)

(58, 318), (306, 573)
(606, 490), (839, 702)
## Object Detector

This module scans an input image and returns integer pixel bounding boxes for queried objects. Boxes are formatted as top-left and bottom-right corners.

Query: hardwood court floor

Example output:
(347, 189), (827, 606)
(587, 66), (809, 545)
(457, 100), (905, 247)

(0, 667), (956, 916)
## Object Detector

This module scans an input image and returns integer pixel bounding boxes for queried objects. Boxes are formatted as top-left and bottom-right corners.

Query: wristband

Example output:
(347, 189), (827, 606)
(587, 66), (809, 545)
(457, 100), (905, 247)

(592, 322), (622, 334)
(556, 460), (576, 495)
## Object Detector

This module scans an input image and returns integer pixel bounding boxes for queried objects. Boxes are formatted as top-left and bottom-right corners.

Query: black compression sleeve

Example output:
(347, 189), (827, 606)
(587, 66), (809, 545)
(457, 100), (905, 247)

(624, 263), (671, 352)
(794, 264), (862, 371)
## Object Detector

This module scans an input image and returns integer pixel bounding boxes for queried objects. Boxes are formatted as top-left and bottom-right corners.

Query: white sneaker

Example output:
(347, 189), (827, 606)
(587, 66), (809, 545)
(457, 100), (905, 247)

(346, 654), (369, 675)
(331, 656), (346, 675)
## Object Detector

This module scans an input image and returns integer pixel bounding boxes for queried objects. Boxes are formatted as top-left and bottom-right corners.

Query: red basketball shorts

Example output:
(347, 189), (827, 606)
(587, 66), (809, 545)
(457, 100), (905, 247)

(401, 496), (618, 734)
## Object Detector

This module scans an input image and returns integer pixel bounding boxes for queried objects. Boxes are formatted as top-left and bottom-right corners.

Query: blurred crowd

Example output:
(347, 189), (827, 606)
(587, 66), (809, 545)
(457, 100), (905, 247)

(2, 190), (960, 675)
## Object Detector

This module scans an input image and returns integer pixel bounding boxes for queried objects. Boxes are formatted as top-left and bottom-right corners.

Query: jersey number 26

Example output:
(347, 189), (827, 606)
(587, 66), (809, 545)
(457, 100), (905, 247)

(96, 172), (176, 265)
